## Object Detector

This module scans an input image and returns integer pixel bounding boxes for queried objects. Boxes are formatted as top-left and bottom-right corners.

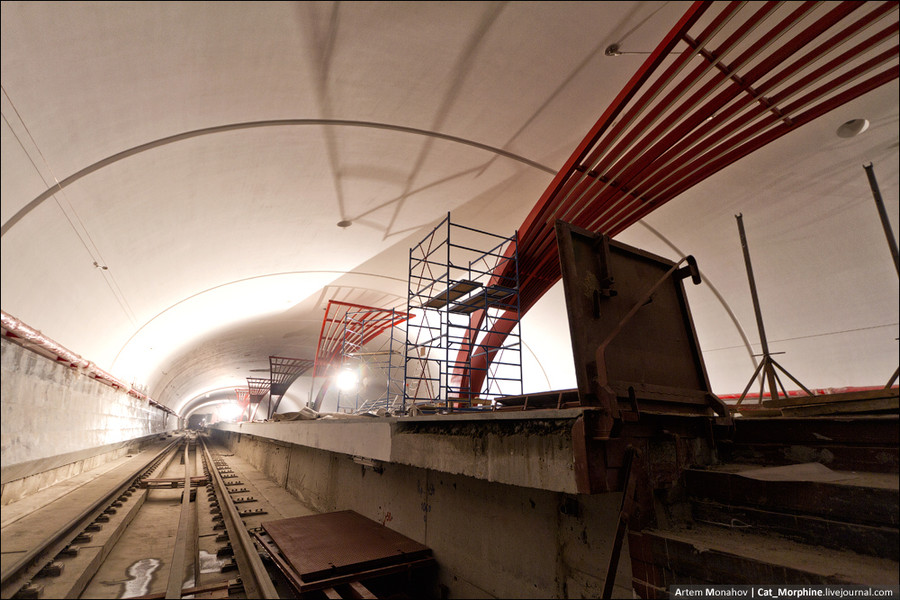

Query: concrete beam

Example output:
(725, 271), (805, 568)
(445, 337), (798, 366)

(214, 409), (584, 493)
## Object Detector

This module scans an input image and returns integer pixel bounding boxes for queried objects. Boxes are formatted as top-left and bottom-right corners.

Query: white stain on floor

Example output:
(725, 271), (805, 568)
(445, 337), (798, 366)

(120, 551), (226, 598)
(121, 558), (161, 598)
(199, 549), (227, 573)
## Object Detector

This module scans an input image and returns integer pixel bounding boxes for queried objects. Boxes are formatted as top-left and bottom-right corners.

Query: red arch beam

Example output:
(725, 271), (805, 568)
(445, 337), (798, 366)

(460, 1), (899, 397)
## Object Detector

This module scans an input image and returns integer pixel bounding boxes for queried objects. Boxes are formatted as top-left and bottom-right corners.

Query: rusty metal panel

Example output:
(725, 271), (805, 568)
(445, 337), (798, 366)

(262, 510), (431, 583)
(555, 220), (721, 418)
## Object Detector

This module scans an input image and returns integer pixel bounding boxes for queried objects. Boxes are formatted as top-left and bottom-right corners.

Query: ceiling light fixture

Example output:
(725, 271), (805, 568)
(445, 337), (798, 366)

(836, 118), (869, 138)
(337, 220), (352, 228)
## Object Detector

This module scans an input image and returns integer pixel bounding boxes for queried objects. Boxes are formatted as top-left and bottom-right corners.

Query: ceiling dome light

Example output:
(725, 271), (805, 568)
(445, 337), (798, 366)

(836, 118), (869, 138)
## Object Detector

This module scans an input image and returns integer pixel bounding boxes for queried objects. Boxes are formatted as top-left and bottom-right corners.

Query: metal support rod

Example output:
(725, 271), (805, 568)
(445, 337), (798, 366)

(736, 214), (774, 361)
(736, 213), (780, 401)
(734, 215), (813, 405)
(887, 365), (899, 389)
(864, 163), (900, 277)
(446, 214), (452, 411)
(769, 357), (815, 396)
(603, 446), (638, 599)
(863, 164), (900, 390)
(269, 394), (283, 420)
(166, 439), (195, 599)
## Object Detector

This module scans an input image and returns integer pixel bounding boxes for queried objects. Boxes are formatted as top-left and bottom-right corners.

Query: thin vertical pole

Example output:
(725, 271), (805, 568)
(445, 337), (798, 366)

(356, 316), (363, 413)
(338, 318), (346, 413)
(736, 213), (778, 401)
(863, 163), (899, 278)
(404, 246), (412, 414)
(446, 214), (452, 411)
(388, 309), (395, 409)
(514, 229), (522, 397)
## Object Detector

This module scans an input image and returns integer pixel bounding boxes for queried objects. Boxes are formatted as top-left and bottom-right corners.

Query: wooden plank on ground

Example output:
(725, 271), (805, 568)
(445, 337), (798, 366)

(348, 581), (378, 599)
(764, 388), (898, 409)
(780, 397), (898, 417)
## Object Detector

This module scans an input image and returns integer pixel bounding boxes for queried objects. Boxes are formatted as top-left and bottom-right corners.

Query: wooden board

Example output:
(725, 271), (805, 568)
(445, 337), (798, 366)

(780, 397), (898, 417)
(763, 388), (898, 409)
(423, 280), (481, 308)
(262, 510), (431, 582)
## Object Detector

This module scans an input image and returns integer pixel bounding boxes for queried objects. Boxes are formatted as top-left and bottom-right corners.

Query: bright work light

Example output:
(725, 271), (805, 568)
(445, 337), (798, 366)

(336, 369), (358, 391)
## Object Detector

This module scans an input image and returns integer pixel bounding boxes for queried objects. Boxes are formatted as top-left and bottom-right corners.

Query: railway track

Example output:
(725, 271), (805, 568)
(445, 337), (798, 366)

(0, 432), (282, 600)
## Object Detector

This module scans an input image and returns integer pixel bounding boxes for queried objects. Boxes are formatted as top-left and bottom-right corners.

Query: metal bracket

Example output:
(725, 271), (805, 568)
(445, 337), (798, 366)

(675, 255), (702, 285)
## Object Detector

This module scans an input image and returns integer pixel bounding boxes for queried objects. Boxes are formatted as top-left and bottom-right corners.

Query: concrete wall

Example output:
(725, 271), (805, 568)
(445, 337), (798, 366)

(217, 412), (581, 493)
(1, 337), (175, 499)
(212, 429), (633, 599)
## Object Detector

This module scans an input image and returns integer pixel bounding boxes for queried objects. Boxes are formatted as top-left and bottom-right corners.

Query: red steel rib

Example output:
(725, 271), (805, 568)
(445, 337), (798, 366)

(460, 1), (899, 397)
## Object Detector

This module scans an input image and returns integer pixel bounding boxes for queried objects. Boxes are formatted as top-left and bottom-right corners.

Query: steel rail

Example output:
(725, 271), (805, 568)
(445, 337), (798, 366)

(0, 436), (182, 599)
(199, 438), (279, 599)
(165, 437), (196, 598)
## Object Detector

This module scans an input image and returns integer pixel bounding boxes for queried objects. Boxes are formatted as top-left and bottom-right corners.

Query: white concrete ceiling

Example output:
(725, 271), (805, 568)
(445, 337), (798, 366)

(2, 1), (898, 414)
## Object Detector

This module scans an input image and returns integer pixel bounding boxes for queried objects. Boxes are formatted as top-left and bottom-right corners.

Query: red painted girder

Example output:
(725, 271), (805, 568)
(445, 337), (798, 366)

(602, 26), (900, 232)
(247, 377), (271, 404)
(642, 44), (900, 208)
(597, 8), (897, 233)
(555, 1), (760, 230)
(648, 59), (900, 216)
(573, 1), (841, 232)
(462, 1), (900, 397)
(456, 2), (714, 395)
(514, 1), (712, 246)
(313, 299), (411, 377)
(512, 2), (736, 285)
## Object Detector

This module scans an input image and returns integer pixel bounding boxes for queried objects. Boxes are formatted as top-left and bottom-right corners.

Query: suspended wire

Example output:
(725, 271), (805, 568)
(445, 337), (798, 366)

(1, 85), (139, 327)
(703, 322), (900, 353)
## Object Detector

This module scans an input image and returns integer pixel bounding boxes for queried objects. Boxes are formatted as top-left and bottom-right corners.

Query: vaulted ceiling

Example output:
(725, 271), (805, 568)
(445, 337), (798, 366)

(2, 1), (898, 415)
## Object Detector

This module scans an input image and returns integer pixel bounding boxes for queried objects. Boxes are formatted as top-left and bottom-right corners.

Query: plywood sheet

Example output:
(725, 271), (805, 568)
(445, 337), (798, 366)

(262, 510), (431, 582)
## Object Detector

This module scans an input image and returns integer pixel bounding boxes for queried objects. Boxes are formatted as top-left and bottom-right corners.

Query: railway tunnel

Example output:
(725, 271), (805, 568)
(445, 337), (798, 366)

(2, 2), (899, 599)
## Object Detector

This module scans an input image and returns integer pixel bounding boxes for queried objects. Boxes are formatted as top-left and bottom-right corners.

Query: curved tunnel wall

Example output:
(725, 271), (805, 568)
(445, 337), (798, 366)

(1, 337), (177, 501)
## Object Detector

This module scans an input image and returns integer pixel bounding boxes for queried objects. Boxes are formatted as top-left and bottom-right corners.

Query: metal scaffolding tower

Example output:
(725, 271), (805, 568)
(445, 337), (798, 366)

(404, 214), (522, 412)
